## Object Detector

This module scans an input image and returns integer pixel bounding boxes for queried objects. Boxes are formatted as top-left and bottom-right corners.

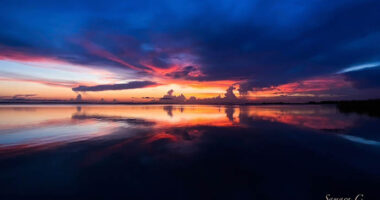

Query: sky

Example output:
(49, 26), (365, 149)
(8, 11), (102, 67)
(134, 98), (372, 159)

(1, 0), (380, 102)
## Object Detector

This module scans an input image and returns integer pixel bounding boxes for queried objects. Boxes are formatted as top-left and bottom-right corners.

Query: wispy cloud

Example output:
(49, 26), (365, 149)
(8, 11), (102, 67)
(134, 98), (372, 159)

(0, 72), (80, 88)
(337, 62), (380, 74)
(72, 81), (158, 92)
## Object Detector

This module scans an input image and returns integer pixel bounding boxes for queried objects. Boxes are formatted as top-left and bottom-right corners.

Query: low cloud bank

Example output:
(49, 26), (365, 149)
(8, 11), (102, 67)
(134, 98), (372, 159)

(158, 86), (244, 104)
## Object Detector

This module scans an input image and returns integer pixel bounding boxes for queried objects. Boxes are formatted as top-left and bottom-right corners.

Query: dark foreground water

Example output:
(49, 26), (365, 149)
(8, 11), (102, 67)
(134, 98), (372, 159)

(0, 105), (379, 199)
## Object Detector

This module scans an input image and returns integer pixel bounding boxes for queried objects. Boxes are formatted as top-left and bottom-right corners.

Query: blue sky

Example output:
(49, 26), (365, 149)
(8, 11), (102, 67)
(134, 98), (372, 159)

(1, 0), (380, 101)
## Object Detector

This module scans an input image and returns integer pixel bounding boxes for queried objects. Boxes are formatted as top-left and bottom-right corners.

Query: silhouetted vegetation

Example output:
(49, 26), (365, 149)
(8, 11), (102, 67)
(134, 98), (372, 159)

(337, 99), (380, 118)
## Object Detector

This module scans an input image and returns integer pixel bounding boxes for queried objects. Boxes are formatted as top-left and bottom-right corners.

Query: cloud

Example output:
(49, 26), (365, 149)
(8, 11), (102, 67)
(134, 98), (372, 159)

(165, 66), (204, 80)
(224, 86), (237, 100)
(159, 89), (186, 103)
(240, 75), (349, 94)
(76, 94), (82, 101)
(337, 62), (380, 74)
(12, 94), (37, 99)
(167, 89), (174, 97)
(0, 71), (80, 88)
(0, 94), (38, 101)
(1, 0), (380, 99)
(158, 87), (242, 104)
(13, 94), (36, 98)
(72, 81), (158, 92)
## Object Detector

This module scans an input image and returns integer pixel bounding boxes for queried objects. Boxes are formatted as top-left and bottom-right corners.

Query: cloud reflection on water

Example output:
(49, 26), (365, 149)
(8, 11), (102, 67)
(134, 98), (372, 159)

(0, 105), (380, 199)
(0, 104), (370, 154)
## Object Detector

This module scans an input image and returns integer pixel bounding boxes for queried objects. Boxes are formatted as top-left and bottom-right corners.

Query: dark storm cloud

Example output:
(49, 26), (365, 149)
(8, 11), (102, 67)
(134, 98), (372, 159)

(72, 81), (157, 92)
(1, 0), (380, 92)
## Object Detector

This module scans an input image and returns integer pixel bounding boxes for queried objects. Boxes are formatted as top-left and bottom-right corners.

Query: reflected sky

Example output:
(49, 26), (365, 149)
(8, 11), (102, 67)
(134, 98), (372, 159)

(0, 105), (379, 199)
(0, 105), (374, 151)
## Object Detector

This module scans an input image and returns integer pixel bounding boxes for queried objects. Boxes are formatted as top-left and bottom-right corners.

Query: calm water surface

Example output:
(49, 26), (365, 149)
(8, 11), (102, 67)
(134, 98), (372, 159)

(0, 105), (379, 199)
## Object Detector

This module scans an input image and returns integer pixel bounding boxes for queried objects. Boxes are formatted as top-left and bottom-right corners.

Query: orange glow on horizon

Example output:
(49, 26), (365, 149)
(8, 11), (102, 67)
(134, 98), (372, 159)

(0, 52), (352, 102)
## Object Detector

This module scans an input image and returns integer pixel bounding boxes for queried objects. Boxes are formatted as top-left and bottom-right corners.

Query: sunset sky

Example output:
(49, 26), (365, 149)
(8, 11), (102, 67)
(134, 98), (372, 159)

(1, 0), (380, 102)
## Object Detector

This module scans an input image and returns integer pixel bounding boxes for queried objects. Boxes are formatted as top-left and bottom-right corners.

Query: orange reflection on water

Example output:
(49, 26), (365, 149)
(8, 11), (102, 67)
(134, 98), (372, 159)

(245, 105), (354, 131)
(0, 106), (77, 130)
(70, 105), (240, 127)
(0, 105), (357, 154)
(145, 132), (179, 143)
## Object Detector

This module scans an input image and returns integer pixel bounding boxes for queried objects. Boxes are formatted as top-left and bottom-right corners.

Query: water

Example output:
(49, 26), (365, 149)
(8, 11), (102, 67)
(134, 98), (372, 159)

(0, 105), (379, 199)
